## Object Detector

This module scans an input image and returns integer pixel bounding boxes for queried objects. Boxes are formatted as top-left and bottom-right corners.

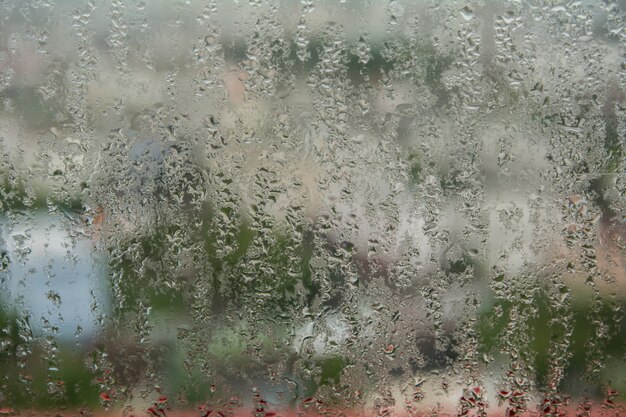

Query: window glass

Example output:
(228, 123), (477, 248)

(0, 1), (624, 415)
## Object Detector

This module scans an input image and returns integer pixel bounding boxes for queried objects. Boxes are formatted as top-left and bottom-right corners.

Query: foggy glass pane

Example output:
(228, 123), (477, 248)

(0, 1), (624, 416)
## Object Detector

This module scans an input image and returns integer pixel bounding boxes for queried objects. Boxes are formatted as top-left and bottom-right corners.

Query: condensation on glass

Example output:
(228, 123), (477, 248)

(0, 1), (624, 416)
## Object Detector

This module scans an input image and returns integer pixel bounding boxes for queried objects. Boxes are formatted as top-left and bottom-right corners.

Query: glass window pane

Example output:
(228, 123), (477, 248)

(0, 1), (624, 415)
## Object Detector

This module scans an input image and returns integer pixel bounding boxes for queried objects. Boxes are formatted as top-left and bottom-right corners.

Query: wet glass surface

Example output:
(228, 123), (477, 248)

(0, 1), (624, 416)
